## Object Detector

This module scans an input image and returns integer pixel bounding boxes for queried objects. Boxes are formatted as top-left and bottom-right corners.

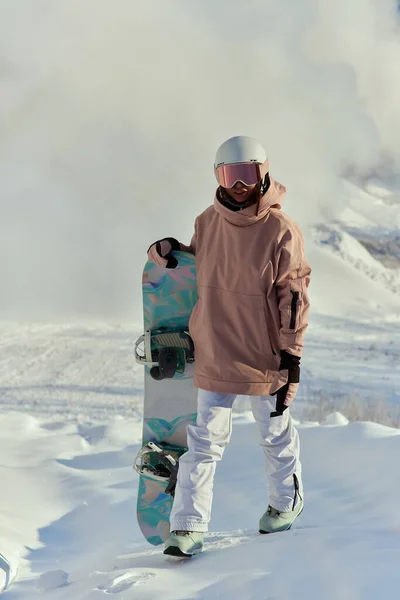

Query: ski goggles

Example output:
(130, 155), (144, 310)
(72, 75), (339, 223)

(215, 162), (261, 189)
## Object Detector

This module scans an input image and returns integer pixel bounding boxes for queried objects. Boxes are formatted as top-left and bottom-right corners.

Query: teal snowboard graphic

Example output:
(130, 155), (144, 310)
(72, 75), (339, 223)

(134, 251), (198, 545)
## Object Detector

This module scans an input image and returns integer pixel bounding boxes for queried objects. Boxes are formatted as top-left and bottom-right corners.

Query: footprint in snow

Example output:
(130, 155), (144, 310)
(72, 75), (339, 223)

(95, 570), (156, 594)
(205, 530), (257, 550)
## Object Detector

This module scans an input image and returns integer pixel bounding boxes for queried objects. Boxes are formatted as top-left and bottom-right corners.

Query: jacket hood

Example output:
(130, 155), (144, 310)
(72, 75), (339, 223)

(213, 177), (286, 227)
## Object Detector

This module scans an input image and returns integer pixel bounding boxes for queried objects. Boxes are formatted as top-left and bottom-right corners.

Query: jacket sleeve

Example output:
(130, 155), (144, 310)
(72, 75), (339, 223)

(275, 222), (311, 357)
(179, 219), (197, 255)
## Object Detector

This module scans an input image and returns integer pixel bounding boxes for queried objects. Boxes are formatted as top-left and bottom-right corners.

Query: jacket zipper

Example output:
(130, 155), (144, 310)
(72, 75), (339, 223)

(290, 291), (299, 330)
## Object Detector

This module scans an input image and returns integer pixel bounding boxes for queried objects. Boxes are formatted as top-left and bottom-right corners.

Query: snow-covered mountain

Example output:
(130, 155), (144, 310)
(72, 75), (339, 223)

(298, 177), (400, 415)
(308, 177), (400, 317)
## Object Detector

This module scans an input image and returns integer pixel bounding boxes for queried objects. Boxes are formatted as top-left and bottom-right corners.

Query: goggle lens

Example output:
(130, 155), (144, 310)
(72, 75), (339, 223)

(215, 162), (261, 188)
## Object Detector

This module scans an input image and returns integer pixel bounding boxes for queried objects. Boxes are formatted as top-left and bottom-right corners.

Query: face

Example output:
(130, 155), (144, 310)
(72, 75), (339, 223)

(224, 181), (257, 203)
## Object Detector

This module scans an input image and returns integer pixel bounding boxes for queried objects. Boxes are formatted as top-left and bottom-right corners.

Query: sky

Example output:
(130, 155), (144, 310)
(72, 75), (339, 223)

(0, 0), (399, 320)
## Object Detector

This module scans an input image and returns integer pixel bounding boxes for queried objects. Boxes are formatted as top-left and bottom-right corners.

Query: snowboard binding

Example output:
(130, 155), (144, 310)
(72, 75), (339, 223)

(133, 441), (185, 497)
(134, 330), (194, 380)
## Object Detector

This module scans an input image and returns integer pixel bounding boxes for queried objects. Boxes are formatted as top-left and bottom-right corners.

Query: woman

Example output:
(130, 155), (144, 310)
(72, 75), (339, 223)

(147, 136), (311, 557)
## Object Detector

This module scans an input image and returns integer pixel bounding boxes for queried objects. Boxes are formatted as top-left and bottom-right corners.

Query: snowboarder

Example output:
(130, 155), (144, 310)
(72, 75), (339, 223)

(147, 135), (311, 557)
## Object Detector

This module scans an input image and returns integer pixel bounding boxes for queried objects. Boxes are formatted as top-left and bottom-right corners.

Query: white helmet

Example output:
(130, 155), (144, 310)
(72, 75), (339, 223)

(214, 136), (269, 189)
(214, 135), (267, 168)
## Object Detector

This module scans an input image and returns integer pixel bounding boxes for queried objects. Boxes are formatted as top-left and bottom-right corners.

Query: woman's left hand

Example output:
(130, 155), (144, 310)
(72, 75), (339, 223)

(270, 351), (300, 417)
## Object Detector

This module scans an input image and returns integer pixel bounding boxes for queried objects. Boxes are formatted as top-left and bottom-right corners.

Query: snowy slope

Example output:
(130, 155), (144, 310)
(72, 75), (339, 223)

(299, 178), (400, 412)
(339, 181), (400, 272)
(2, 410), (400, 599)
(307, 178), (400, 316)
(0, 323), (143, 421)
(340, 179), (400, 231)
(307, 238), (400, 317)
(0, 319), (398, 598)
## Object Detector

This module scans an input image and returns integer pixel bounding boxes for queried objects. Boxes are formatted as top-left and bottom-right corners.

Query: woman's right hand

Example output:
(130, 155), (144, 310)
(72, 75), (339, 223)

(147, 237), (181, 269)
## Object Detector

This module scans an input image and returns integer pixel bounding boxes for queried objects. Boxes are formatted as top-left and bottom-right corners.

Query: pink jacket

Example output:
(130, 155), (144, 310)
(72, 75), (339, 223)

(181, 178), (311, 396)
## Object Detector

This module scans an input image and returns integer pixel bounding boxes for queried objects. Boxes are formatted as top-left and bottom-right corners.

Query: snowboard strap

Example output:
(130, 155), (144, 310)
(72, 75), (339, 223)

(150, 347), (179, 380)
(134, 442), (181, 497)
(135, 330), (158, 367)
(134, 329), (195, 380)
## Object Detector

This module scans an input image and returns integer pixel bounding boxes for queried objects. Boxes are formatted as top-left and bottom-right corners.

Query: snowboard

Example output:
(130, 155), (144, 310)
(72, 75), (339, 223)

(134, 251), (198, 546)
(0, 551), (18, 594)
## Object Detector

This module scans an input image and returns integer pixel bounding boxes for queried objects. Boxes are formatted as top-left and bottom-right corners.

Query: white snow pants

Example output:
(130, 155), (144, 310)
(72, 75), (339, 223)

(170, 389), (303, 533)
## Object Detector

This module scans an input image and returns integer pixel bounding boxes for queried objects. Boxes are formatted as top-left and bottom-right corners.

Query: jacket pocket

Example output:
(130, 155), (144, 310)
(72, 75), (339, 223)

(192, 287), (273, 383)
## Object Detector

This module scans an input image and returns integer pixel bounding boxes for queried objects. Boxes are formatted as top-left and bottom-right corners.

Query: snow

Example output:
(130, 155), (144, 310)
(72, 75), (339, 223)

(322, 412), (349, 426)
(0, 323), (144, 421)
(306, 241), (400, 317)
(36, 570), (68, 592)
(339, 180), (400, 231)
(2, 408), (400, 598)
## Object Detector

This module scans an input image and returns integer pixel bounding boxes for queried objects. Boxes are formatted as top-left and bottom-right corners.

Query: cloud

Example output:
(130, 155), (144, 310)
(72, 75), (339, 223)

(0, 0), (399, 319)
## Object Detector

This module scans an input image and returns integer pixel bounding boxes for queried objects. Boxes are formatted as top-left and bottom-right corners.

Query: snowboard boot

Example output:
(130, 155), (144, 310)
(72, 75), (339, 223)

(259, 498), (304, 534)
(163, 530), (204, 557)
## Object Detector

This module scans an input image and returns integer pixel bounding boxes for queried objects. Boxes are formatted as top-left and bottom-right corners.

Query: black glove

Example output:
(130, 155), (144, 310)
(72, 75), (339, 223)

(270, 350), (301, 417)
(147, 237), (181, 269)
